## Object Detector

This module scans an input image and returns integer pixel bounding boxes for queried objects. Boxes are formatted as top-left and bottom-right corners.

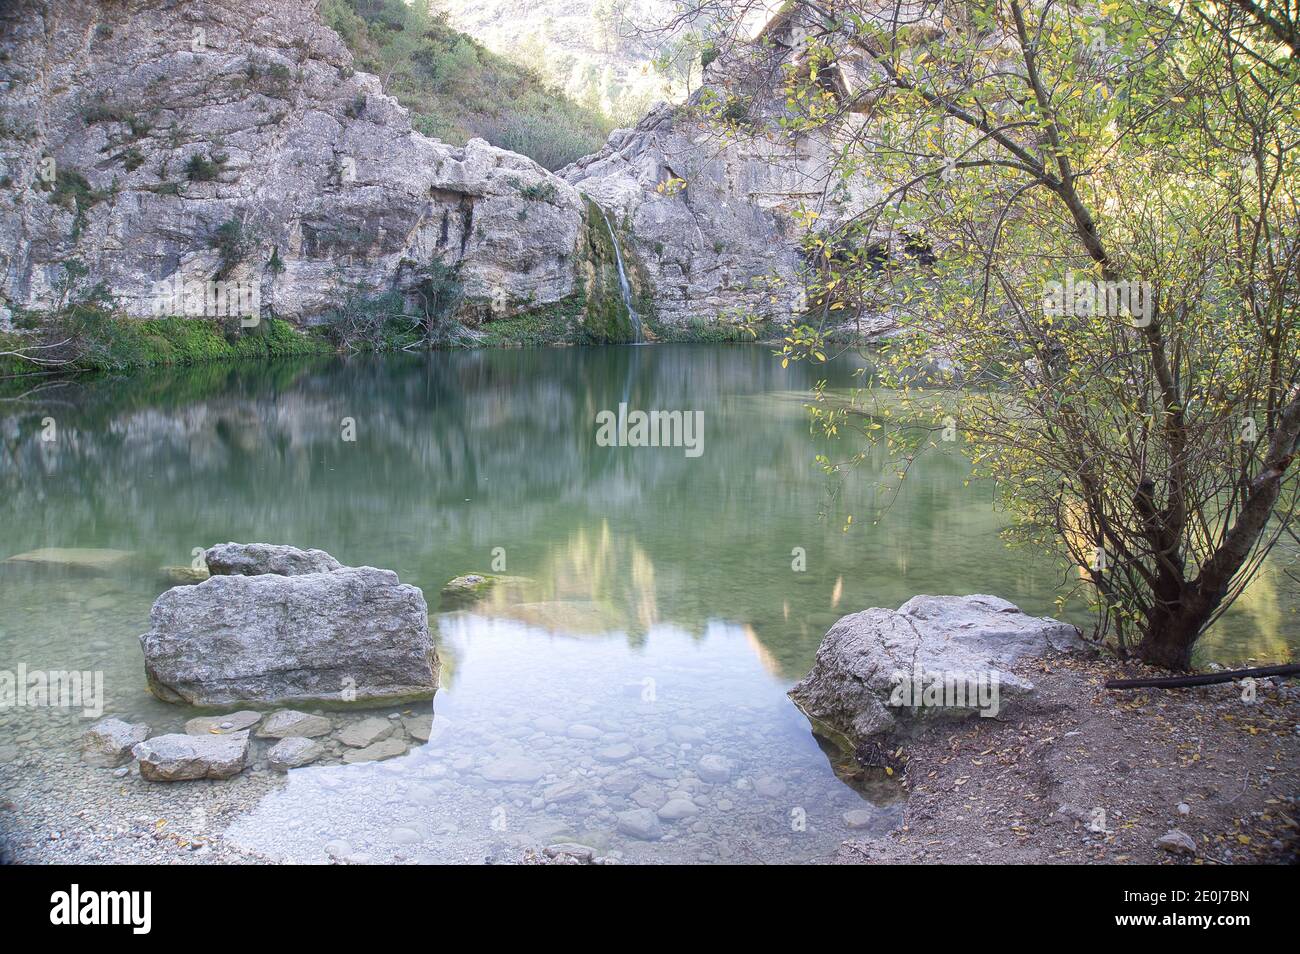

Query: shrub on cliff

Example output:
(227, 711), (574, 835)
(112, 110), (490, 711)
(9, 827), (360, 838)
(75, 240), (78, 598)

(321, 0), (611, 170)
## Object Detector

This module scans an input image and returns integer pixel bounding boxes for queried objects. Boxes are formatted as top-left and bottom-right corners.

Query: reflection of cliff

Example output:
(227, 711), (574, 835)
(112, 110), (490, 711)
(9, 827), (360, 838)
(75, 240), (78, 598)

(0, 346), (843, 537)
(1, 346), (1290, 675)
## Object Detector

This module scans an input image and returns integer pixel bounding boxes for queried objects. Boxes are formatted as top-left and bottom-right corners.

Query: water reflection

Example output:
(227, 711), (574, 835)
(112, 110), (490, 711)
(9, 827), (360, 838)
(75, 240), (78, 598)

(0, 344), (1293, 863)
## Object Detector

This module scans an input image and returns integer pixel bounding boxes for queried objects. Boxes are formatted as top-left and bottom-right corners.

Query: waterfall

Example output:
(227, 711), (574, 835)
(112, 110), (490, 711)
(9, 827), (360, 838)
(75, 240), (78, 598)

(595, 205), (644, 343)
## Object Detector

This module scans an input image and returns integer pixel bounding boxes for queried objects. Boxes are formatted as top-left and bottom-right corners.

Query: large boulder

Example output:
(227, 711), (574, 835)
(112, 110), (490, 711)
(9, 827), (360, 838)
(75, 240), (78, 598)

(204, 542), (342, 577)
(789, 595), (1085, 754)
(140, 548), (436, 706)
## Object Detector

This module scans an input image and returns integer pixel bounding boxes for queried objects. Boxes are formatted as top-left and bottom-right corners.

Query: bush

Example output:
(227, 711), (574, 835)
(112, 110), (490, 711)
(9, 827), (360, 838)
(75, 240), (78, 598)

(486, 109), (605, 171)
(46, 169), (109, 238)
(519, 179), (559, 203)
(185, 151), (227, 182)
(0, 261), (330, 376)
(321, 261), (470, 351)
(209, 217), (259, 278)
(321, 286), (414, 351)
(115, 146), (145, 171)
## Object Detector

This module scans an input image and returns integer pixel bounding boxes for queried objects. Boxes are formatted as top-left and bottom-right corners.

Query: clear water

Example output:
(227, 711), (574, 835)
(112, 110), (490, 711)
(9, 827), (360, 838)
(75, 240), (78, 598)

(0, 344), (1293, 863)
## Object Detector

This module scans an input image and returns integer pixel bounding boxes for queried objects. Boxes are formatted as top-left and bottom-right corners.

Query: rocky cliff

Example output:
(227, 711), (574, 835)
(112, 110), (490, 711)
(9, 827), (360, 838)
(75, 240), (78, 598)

(0, 0), (879, 342)
(561, 10), (883, 333)
(0, 0), (619, 332)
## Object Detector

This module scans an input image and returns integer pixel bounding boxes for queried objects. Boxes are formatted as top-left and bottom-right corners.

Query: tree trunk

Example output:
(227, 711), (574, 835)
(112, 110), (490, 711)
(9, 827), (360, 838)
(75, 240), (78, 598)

(1135, 590), (1217, 670)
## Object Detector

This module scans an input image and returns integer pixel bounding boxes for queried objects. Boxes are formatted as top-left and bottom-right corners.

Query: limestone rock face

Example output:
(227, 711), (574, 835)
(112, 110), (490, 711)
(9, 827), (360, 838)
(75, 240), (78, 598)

(140, 554), (436, 706)
(205, 542), (342, 577)
(0, 0), (583, 326)
(133, 730), (250, 781)
(562, 96), (880, 333)
(789, 595), (1086, 751)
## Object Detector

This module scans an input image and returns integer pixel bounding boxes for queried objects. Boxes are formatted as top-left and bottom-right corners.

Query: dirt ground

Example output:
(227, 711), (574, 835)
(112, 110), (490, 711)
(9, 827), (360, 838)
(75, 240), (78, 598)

(835, 656), (1299, 864)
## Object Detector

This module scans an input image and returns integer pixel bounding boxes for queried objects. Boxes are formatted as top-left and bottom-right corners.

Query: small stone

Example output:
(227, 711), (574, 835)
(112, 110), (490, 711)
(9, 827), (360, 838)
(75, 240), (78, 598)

(753, 775), (786, 798)
(256, 709), (332, 739)
(567, 723), (602, 740)
(1155, 828), (1197, 856)
(616, 808), (663, 841)
(544, 842), (596, 861)
(697, 754), (732, 783)
(324, 839), (352, 861)
(542, 777), (589, 804)
(185, 711), (262, 736)
(669, 725), (706, 744)
(403, 714), (434, 742)
(3, 547), (136, 574)
(1177, 802), (1190, 815)
(534, 715), (566, 734)
(339, 717), (395, 748)
(843, 809), (875, 830)
(390, 825), (425, 844)
(159, 565), (210, 586)
(341, 738), (408, 763)
(438, 573), (532, 609)
(596, 742), (636, 763)
(133, 731), (249, 781)
(81, 718), (150, 768)
(267, 736), (323, 771)
(657, 798), (700, 820)
(479, 756), (548, 783)
(631, 783), (666, 809)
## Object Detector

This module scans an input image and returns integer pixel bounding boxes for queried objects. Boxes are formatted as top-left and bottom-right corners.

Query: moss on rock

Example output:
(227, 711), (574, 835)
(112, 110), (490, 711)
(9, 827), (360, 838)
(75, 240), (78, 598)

(438, 573), (536, 610)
